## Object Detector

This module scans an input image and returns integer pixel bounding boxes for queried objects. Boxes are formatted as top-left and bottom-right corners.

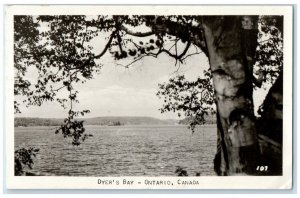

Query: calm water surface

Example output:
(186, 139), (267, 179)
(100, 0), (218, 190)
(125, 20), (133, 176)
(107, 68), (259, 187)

(15, 125), (217, 176)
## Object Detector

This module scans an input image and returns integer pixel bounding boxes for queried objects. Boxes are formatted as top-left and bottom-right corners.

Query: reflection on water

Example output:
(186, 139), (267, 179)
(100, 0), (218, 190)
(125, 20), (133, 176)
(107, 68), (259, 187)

(15, 125), (217, 176)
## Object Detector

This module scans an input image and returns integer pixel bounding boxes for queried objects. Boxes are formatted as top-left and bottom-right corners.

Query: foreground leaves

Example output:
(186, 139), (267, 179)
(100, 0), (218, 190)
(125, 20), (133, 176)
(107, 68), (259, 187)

(15, 147), (40, 176)
(157, 70), (215, 132)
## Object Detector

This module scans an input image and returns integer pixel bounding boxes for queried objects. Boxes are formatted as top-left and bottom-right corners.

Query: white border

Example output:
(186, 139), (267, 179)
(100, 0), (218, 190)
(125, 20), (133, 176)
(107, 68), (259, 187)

(5, 5), (293, 189)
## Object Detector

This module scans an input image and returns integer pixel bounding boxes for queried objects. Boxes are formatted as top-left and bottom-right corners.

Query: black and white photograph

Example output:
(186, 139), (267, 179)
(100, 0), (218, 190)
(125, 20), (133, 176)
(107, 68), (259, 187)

(5, 5), (293, 189)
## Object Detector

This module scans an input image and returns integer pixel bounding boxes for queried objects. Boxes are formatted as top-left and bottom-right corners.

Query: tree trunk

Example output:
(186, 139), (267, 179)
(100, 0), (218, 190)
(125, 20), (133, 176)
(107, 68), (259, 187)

(202, 16), (260, 175)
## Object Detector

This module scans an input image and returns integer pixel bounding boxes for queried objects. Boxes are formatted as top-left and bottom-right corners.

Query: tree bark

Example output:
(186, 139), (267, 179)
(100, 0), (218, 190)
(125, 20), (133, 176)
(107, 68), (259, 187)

(202, 16), (260, 175)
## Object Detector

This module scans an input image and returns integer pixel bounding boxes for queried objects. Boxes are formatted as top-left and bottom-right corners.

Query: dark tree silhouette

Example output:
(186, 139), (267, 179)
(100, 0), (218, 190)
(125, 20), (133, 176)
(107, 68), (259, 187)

(15, 147), (39, 176)
(14, 15), (283, 175)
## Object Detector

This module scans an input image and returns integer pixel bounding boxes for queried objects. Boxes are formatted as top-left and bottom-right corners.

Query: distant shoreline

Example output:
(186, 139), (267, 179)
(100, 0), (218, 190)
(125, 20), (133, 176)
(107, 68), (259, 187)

(14, 124), (217, 129)
(14, 116), (216, 127)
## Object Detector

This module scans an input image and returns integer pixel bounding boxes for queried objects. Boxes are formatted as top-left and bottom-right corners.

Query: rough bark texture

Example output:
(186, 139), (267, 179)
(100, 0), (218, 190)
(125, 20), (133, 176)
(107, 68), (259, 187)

(202, 16), (260, 175)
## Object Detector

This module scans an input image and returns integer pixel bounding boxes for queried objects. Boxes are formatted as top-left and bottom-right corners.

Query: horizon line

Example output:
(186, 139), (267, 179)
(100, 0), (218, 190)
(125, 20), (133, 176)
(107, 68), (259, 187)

(14, 115), (182, 120)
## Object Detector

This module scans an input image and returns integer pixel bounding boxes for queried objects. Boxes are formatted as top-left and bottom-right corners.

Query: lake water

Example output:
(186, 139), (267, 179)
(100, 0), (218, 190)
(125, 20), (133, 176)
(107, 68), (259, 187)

(15, 125), (217, 176)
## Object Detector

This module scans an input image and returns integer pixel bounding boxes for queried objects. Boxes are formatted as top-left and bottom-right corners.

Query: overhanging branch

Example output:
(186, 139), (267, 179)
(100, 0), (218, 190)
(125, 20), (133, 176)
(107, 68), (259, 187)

(160, 40), (191, 61)
(72, 29), (118, 70)
(94, 29), (118, 59)
(120, 25), (154, 37)
(121, 19), (208, 56)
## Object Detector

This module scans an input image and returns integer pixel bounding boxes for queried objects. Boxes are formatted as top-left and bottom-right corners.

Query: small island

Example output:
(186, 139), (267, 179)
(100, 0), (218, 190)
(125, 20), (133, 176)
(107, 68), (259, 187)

(107, 121), (123, 126)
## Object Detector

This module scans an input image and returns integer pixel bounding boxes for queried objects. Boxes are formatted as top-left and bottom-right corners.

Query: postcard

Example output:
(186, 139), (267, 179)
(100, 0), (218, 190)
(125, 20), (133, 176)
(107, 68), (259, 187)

(5, 5), (293, 189)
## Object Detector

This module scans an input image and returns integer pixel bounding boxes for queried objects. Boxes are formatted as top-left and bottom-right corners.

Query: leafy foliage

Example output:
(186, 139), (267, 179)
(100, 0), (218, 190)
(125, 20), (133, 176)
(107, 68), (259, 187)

(157, 70), (215, 132)
(15, 147), (39, 176)
(254, 16), (283, 86)
(14, 16), (104, 144)
(55, 110), (93, 146)
(14, 16), (39, 113)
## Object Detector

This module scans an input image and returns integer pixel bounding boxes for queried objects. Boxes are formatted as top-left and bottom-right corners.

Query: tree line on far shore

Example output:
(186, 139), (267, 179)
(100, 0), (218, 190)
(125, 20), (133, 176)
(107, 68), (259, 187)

(14, 115), (216, 127)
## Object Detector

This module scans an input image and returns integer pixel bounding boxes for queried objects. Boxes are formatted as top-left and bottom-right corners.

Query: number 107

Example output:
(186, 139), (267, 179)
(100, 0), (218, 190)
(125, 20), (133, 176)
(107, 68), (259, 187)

(256, 166), (268, 171)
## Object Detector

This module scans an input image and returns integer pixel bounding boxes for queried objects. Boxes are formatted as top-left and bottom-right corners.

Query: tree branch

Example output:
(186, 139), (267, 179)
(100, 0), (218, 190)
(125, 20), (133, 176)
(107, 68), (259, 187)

(121, 19), (208, 56)
(72, 29), (118, 71)
(181, 51), (204, 62)
(160, 40), (191, 61)
(94, 29), (118, 59)
(117, 33), (124, 53)
(116, 55), (148, 69)
(120, 25), (154, 37)
(116, 40), (192, 69)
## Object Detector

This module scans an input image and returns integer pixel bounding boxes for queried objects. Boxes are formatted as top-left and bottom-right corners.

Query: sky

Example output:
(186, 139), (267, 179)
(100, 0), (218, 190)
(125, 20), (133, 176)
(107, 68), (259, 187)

(17, 51), (210, 119)
(16, 20), (270, 120)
